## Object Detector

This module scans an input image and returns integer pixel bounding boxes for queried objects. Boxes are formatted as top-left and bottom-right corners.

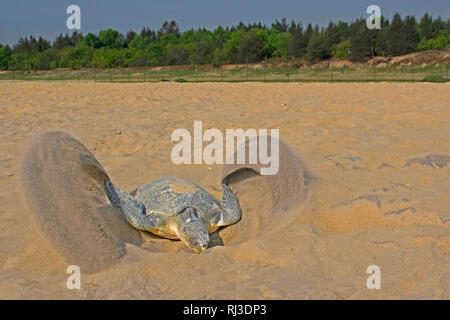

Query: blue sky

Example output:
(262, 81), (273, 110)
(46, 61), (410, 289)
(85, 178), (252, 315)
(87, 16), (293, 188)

(1, 0), (448, 45)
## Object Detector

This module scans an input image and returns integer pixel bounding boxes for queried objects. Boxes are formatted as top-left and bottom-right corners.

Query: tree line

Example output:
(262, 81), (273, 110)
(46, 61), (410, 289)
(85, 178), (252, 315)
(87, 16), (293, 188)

(0, 13), (448, 71)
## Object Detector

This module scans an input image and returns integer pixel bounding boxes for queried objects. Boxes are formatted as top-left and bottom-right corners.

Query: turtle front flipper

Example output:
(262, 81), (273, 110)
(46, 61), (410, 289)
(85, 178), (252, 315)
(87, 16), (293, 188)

(104, 178), (164, 231)
(217, 184), (242, 226)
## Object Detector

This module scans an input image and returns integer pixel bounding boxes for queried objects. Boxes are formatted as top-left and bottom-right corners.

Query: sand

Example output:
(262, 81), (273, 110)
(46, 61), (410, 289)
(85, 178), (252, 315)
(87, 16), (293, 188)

(19, 131), (141, 273)
(0, 81), (449, 299)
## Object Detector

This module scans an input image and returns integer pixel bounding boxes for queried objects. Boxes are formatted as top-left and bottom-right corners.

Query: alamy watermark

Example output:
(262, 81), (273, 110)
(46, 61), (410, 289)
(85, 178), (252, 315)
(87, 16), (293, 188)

(171, 121), (280, 175)
(366, 265), (381, 289)
(366, 5), (381, 30)
(66, 265), (81, 289)
(65, 4), (381, 31)
(66, 5), (81, 30)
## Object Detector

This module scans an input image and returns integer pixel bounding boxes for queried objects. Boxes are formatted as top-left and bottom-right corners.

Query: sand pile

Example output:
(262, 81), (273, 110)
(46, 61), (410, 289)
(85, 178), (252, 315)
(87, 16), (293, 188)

(220, 135), (311, 244)
(19, 131), (141, 273)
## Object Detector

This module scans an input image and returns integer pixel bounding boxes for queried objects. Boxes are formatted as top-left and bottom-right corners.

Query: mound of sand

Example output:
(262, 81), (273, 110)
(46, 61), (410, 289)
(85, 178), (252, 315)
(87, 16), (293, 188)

(220, 135), (311, 244)
(19, 131), (141, 273)
(387, 49), (450, 66)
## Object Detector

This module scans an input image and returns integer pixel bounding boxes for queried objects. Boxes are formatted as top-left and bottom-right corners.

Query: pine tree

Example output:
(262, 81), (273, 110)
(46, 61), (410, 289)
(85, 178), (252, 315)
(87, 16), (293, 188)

(325, 22), (340, 46)
(272, 18), (288, 33)
(37, 37), (50, 52)
(374, 16), (390, 55)
(419, 13), (433, 40)
(385, 14), (418, 56)
(288, 21), (306, 58)
(0, 45), (12, 70)
(303, 24), (313, 46)
(307, 30), (330, 62)
(402, 16), (419, 53)
(13, 37), (31, 53)
(336, 21), (350, 42)
(348, 19), (378, 61)
(140, 27), (156, 41)
(125, 30), (137, 47)
(431, 17), (445, 38)
(385, 13), (405, 56)
(158, 21), (181, 39)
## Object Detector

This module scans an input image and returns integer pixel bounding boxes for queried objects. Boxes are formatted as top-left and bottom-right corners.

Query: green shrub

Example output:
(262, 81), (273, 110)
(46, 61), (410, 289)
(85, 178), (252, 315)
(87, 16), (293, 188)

(332, 40), (351, 59)
(417, 30), (449, 50)
(0, 45), (12, 70)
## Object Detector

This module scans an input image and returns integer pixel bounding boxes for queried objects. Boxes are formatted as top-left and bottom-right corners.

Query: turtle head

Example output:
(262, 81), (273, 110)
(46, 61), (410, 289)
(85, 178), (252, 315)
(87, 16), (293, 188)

(177, 207), (209, 253)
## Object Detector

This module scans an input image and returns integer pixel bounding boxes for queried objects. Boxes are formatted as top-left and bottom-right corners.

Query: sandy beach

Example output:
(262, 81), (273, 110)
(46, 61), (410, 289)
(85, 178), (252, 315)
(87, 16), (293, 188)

(0, 81), (449, 299)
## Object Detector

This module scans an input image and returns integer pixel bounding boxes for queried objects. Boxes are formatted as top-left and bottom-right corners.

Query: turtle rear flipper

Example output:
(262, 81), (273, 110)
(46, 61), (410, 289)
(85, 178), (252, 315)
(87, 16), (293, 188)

(105, 179), (164, 231)
(217, 184), (242, 226)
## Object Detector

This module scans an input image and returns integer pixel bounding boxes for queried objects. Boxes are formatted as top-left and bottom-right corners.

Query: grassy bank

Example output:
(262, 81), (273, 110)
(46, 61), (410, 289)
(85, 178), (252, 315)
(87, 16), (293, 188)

(0, 64), (448, 83)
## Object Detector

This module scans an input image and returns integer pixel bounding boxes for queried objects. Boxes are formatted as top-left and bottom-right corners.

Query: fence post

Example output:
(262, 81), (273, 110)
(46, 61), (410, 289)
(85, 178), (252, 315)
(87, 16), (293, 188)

(143, 69), (146, 83)
(373, 66), (376, 81)
(94, 69), (96, 82)
(195, 64), (197, 82)
(412, 69), (414, 83)
(128, 69), (131, 82)
(263, 70), (266, 83)
(221, 69), (224, 81)
(331, 61), (334, 82)
(109, 68), (111, 83)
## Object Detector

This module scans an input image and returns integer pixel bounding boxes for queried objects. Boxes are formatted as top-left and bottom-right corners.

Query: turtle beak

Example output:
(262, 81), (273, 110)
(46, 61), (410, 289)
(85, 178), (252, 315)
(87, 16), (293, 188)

(186, 223), (209, 253)
(196, 241), (209, 253)
(180, 220), (209, 253)
(192, 244), (208, 254)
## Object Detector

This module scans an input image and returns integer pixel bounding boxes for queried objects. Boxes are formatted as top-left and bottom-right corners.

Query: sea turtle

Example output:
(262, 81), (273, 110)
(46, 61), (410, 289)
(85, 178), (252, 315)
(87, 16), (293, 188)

(104, 176), (241, 253)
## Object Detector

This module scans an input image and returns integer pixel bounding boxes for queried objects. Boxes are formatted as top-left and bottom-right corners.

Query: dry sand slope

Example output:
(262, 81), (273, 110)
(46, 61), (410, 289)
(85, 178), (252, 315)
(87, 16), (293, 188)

(0, 81), (449, 299)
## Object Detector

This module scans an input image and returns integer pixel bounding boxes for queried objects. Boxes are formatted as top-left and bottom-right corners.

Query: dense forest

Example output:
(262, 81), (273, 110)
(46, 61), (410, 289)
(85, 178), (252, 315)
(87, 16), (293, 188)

(0, 13), (449, 71)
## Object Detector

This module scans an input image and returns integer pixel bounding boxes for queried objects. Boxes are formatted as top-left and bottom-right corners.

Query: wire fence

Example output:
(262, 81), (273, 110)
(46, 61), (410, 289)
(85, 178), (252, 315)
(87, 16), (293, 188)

(1, 64), (448, 83)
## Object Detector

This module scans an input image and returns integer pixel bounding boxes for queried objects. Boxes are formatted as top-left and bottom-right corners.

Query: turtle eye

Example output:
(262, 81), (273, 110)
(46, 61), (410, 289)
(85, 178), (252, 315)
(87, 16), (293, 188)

(190, 210), (198, 220)
(185, 208), (198, 220)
